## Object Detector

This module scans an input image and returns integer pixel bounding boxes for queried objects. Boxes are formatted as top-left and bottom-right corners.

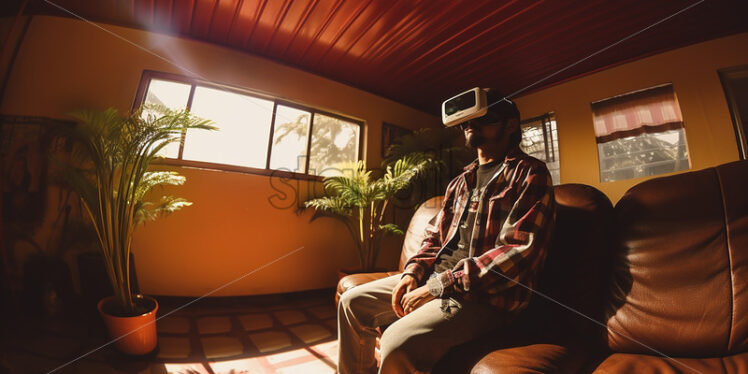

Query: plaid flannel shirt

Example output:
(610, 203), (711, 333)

(404, 147), (556, 314)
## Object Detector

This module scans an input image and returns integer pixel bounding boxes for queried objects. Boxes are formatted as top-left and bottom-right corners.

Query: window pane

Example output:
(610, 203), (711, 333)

(593, 85), (690, 182)
(183, 86), (274, 168)
(520, 117), (561, 185)
(269, 106), (311, 172)
(308, 114), (360, 177)
(143, 79), (192, 158)
(597, 129), (690, 183)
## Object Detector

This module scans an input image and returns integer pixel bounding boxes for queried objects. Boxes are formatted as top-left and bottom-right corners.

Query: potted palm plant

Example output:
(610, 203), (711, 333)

(305, 153), (440, 273)
(60, 105), (214, 355)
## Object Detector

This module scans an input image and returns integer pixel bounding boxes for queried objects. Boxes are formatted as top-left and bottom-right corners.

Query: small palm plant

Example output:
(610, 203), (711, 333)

(305, 153), (440, 271)
(384, 127), (474, 201)
(60, 105), (215, 315)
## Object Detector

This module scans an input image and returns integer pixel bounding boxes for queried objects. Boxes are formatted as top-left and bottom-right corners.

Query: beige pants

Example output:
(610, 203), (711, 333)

(337, 274), (506, 374)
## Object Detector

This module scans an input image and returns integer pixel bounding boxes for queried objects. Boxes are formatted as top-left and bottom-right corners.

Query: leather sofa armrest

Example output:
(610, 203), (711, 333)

(335, 271), (401, 305)
(470, 343), (590, 374)
(434, 327), (596, 374)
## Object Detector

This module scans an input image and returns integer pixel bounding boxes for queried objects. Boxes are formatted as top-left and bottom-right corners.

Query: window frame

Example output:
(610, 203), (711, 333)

(590, 83), (690, 183)
(520, 112), (561, 185)
(132, 70), (365, 181)
(718, 65), (748, 160)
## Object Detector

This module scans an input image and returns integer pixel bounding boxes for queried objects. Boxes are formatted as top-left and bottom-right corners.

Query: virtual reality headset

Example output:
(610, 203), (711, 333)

(441, 87), (519, 127)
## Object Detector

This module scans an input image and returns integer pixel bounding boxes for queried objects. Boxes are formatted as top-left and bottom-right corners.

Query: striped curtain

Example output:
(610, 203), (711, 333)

(592, 84), (683, 144)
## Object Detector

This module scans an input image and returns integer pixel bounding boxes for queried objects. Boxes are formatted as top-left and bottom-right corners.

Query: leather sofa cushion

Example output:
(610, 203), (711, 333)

(717, 161), (748, 353)
(335, 272), (400, 306)
(591, 350), (748, 374)
(470, 343), (590, 374)
(433, 322), (597, 374)
(399, 196), (443, 271)
(606, 166), (733, 356)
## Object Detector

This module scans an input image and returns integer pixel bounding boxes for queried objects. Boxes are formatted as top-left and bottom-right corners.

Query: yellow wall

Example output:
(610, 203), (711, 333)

(1, 15), (440, 296)
(515, 32), (748, 204)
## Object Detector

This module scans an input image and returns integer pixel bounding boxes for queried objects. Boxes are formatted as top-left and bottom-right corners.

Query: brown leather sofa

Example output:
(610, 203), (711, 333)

(336, 159), (748, 373)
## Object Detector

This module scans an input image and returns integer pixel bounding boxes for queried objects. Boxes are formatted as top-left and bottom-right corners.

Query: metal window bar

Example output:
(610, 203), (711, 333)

(520, 113), (556, 163)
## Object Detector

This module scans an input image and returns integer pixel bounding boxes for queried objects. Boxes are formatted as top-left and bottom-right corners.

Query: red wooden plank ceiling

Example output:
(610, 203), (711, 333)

(6, 0), (748, 113)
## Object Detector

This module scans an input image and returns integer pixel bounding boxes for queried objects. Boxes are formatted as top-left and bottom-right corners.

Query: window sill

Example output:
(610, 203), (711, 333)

(151, 158), (325, 181)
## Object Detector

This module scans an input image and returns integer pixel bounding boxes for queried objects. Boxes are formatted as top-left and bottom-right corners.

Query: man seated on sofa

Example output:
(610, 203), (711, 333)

(337, 88), (556, 374)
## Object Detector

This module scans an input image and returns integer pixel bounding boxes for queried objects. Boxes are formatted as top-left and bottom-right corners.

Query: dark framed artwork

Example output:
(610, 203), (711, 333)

(1, 116), (73, 223)
(381, 122), (413, 158)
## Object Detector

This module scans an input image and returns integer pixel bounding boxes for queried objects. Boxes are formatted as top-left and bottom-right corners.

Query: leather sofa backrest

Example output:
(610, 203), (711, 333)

(514, 184), (614, 345)
(399, 195), (444, 272)
(605, 160), (748, 356)
(719, 161), (748, 353)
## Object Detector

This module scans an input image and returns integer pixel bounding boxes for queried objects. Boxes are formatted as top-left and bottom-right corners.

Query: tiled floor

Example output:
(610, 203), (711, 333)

(0, 289), (339, 373)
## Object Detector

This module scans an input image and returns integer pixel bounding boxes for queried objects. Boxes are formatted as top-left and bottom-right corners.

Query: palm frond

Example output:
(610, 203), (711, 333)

(134, 171), (186, 202)
(381, 152), (442, 196)
(379, 223), (404, 236)
(304, 196), (353, 217)
(59, 105), (214, 313)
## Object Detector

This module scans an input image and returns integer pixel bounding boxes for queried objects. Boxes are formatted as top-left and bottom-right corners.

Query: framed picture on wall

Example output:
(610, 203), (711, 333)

(381, 122), (412, 158)
(0, 116), (73, 223)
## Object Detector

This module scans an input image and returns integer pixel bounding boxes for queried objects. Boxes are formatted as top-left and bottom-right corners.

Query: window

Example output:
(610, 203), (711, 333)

(135, 71), (362, 178)
(269, 105), (311, 172)
(308, 113), (361, 177)
(520, 113), (561, 185)
(591, 84), (690, 182)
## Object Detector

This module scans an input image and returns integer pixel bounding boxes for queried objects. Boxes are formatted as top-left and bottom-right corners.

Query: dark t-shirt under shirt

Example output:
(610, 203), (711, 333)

(434, 159), (504, 273)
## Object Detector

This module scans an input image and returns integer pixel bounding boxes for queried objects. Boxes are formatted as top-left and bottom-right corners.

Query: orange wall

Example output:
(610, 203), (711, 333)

(5, 15), (747, 296)
(1, 16), (440, 296)
(514, 32), (748, 204)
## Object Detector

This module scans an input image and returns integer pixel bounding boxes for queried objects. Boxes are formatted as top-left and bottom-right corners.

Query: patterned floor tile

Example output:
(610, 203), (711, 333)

(324, 317), (338, 332)
(75, 360), (132, 374)
(308, 305), (337, 319)
(273, 310), (306, 325)
(238, 313), (274, 331)
(157, 315), (191, 334)
(247, 331), (292, 353)
(141, 362), (170, 374)
(231, 304), (266, 314)
(309, 340), (339, 367)
(276, 359), (336, 373)
(3, 289), (338, 374)
(163, 362), (210, 374)
(196, 316), (232, 334)
(157, 337), (191, 359)
(288, 323), (332, 344)
(193, 306), (241, 316)
(209, 357), (270, 374)
(200, 336), (244, 359)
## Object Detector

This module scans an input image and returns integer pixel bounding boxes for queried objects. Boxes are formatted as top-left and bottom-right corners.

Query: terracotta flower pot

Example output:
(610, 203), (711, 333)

(97, 295), (159, 355)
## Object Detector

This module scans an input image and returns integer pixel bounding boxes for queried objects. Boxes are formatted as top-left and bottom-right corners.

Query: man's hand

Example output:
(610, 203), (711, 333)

(400, 286), (435, 316)
(392, 275), (418, 318)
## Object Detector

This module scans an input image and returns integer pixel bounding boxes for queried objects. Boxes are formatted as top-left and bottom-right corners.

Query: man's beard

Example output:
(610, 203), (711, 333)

(465, 132), (485, 148)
